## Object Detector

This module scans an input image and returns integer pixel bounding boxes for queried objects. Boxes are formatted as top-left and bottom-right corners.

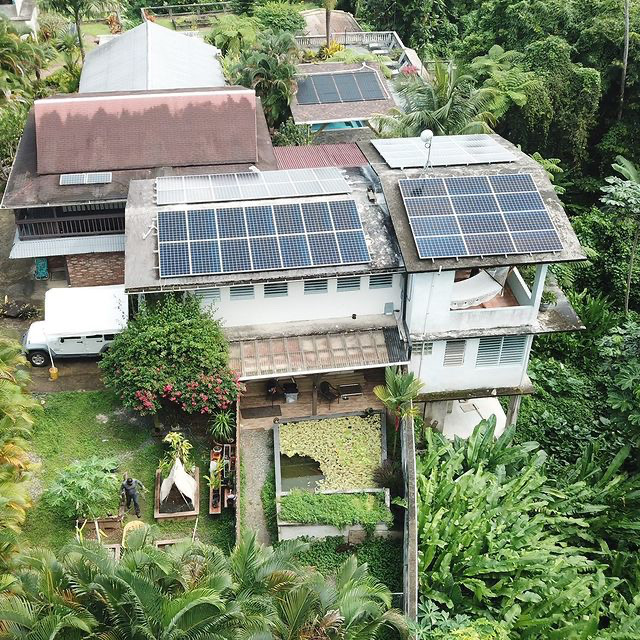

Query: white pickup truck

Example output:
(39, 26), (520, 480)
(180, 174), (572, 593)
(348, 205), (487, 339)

(22, 285), (128, 367)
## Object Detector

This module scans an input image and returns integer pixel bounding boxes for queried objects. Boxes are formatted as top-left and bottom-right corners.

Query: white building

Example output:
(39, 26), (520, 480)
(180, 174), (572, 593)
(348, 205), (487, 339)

(122, 133), (584, 438)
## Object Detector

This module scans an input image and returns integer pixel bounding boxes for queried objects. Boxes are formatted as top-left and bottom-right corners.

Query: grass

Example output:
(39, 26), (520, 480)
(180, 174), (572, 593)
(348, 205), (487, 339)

(24, 391), (235, 552)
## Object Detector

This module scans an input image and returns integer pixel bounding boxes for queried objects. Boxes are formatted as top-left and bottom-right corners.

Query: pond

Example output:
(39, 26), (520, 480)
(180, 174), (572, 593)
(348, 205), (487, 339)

(280, 454), (324, 491)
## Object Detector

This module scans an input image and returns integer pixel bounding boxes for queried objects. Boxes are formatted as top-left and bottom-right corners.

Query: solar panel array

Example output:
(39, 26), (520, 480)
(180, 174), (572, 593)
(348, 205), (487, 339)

(371, 135), (516, 169)
(398, 174), (563, 259)
(155, 168), (350, 206)
(296, 71), (386, 105)
(59, 172), (113, 185)
(156, 199), (370, 277)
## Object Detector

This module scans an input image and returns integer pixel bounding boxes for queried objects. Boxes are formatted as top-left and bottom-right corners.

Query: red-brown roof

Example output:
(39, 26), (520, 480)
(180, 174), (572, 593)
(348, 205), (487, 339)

(274, 143), (368, 169)
(34, 88), (258, 175)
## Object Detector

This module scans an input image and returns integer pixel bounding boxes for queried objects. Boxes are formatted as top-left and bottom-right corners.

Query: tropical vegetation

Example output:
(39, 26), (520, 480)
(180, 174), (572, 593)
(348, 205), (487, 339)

(99, 294), (244, 419)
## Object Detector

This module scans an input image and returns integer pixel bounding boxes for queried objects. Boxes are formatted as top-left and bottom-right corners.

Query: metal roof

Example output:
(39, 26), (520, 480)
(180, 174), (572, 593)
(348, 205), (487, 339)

(79, 22), (225, 94)
(229, 327), (407, 379)
(274, 144), (368, 169)
(9, 233), (125, 259)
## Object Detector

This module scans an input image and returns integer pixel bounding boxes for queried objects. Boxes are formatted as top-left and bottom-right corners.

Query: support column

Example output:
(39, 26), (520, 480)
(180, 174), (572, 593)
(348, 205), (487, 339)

(505, 394), (522, 427)
(530, 263), (548, 312)
(311, 374), (319, 415)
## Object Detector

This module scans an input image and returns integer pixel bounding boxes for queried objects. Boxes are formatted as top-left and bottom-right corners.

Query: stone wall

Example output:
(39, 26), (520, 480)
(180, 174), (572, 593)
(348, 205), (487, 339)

(66, 252), (125, 287)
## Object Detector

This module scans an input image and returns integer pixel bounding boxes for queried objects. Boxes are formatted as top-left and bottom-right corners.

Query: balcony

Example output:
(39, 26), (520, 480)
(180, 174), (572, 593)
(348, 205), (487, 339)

(16, 212), (125, 239)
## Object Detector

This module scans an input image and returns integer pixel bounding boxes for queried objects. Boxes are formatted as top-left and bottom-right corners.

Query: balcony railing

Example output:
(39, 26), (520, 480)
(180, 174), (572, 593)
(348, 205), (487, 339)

(295, 31), (406, 50)
(16, 213), (125, 239)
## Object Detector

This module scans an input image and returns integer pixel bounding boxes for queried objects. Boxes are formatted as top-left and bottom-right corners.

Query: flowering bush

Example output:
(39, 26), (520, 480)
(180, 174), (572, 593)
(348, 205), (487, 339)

(100, 294), (244, 416)
(400, 64), (419, 76)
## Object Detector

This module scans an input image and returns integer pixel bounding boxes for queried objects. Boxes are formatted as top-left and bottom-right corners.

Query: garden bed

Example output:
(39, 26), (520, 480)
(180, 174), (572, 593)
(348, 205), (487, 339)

(24, 391), (235, 551)
(154, 467), (200, 520)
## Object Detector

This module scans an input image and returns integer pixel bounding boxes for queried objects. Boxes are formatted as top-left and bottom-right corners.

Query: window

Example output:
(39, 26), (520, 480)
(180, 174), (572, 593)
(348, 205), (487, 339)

(59, 337), (80, 343)
(61, 202), (123, 212)
(86, 335), (103, 340)
(337, 276), (360, 292)
(476, 335), (527, 367)
(443, 340), (465, 367)
(369, 274), (394, 289)
(304, 279), (328, 294)
(413, 341), (433, 356)
(264, 282), (288, 298)
(104, 334), (115, 341)
(194, 288), (221, 304)
(230, 285), (254, 300)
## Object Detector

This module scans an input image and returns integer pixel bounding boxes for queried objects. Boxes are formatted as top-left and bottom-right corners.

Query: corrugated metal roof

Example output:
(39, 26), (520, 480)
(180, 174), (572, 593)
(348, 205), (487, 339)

(229, 327), (408, 379)
(10, 233), (125, 259)
(274, 143), (368, 169)
(79, 22), (225, 94)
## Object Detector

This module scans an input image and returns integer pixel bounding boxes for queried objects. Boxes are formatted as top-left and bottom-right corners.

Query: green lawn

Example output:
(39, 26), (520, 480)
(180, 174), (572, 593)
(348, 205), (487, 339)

(24, 391), (235, 552)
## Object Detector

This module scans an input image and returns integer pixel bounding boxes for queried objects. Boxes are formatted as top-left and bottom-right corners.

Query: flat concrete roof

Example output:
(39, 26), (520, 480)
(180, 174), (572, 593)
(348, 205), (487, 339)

(358, 134), (587, 272)
(124, 167), (403, 292)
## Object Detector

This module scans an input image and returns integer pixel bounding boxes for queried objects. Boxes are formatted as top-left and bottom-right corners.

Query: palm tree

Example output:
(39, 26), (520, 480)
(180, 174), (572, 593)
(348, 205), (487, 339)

(374, 367), (423, 455)
(324, 0), (337, 48)
(371, 61), (499, 137)
(41, 0), (106, 61)
(619, 0), (630, 120)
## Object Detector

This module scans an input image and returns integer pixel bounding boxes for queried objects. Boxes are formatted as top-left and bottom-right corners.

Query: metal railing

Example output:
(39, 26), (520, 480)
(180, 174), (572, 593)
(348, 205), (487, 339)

(141, 2), (231, 24)
(295, 30), (406, 50)
(16, 213), (125, 239)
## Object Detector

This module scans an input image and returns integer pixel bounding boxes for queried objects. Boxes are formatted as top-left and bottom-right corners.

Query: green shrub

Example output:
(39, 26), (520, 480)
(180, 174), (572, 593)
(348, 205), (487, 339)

(279, 414), (383, 490)
(272, 118), (314, 146)
(206, 14), (259, 54)
(279, 490), (392, 532)
(261, 465), (278, 541)
(100, 294), (243, 417)
(293, 536), (403, 591)
(254, 2), (305, 33)
(44, 457), (120, 519)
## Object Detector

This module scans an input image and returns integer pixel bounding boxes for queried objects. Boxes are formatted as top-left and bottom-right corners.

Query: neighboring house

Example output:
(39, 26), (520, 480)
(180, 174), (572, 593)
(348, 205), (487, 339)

(359, 133), (585, 437)
(299, 8), (361, 37)
(79, 21), (225, 93)
(274, 143), (368, 170)
(0, 0), (37, 33)
(121, 132), (584, 440)
(2, 87), (276, 285)
(291, 63), (396, 131)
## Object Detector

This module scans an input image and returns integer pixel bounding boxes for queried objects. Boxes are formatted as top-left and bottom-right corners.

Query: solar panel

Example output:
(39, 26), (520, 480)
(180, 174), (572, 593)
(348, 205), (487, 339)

(296, 71), (386, 105)
(398, 173), (563, 259)
(371, 135), (517, 169)
(59, 172), (113, 185)
(156, 199), (370, 277)
(155, 168), (350, 205)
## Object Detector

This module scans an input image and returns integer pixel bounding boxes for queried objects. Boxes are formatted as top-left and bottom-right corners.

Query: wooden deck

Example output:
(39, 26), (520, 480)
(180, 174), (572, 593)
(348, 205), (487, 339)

(239, 368), (386, 430)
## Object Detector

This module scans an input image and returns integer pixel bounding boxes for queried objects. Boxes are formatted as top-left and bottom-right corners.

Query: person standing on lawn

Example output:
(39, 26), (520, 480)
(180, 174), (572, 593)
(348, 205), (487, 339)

(121, 476), (146, 518)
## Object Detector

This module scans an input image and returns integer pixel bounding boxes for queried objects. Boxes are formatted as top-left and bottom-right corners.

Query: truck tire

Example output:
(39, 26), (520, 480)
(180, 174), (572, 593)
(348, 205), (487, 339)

(29, 350), (49, 367)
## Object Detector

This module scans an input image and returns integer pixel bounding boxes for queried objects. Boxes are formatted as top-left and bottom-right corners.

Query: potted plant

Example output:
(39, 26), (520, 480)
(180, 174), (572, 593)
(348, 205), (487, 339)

(540, 290), (558, 310)
(208, 450), (223, 514)
(155, 432), (200, 520)
(209, 409), (235, 445)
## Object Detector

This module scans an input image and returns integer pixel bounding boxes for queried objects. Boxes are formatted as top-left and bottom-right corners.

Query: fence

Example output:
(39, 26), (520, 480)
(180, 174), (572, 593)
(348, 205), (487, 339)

(141, 2), (231, 26)
(295, 30), (406, 50)
(16, 213), (125, 239)
(401, 413), (419, 620)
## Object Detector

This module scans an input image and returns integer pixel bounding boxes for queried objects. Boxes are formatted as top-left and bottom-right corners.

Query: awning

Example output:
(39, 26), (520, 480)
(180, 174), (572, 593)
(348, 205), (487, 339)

(10, 232), (125, 259)
(229, 327), (407, 380)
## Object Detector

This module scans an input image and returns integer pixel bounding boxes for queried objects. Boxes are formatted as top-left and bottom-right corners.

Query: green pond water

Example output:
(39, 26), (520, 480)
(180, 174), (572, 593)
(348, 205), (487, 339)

(280, 454), (324, 491)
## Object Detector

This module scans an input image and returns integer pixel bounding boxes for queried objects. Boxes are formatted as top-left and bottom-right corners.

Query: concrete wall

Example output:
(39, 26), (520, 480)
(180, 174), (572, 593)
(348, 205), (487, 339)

(406, 267), (542, 336)
(66, 252), (125, 287)
(199, 273), (402, 327)
(410, 335), (533, 393)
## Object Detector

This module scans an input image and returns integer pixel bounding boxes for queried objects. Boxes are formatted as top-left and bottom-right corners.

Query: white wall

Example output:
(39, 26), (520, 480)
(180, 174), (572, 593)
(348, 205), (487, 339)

(406, 267), (542, 336)
(197, 273), (403, 328)
(409, 335), (533, 393)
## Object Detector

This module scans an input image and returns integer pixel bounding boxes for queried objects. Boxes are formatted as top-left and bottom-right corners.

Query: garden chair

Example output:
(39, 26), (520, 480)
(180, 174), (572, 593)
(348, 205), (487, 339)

(34, 257), (49, 280)
(319, 381), (340, 407)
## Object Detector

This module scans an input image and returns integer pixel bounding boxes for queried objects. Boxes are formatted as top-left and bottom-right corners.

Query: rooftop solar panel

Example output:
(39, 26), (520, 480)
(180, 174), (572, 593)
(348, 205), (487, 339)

(155, 167), (350, 206)
(156, 199), (370, 277)
(371, 135), (517, 169)
(59, 172), (113, 185)
(296, 71), (386, 105)
(398, 173), (563, 260)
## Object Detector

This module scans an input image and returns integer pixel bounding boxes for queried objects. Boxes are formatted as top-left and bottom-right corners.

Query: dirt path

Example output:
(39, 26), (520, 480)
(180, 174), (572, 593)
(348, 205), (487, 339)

(240, 428), (272, 545)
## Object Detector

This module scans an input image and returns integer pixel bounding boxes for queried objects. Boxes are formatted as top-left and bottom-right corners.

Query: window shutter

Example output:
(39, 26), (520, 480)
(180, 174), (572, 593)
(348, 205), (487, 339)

(264, 282), (288, 298)
(476, 335), (528, 367)
(500, 335), (528, 365)
(369, 274), (394, 289)
(230, 285), (254, 300)
(304, 279), (328, 294)
(195, 288), (221, 305)
(444, 340), (465, 366)
(476, 337), (502, 367)
(337, 276), (361, 292)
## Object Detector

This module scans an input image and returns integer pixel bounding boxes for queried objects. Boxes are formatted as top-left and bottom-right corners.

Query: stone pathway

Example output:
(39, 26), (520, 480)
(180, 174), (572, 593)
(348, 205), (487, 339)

(240, 427), (272, 545)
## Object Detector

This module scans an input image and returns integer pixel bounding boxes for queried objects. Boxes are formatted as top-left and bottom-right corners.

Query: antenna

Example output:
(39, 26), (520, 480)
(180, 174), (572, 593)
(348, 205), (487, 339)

(420, 129), (434, 175)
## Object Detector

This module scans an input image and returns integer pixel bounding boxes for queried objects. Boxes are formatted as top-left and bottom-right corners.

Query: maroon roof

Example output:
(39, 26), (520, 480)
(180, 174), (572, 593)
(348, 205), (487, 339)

(274, 143), (367, 169)
(34, 88), (258, 175)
